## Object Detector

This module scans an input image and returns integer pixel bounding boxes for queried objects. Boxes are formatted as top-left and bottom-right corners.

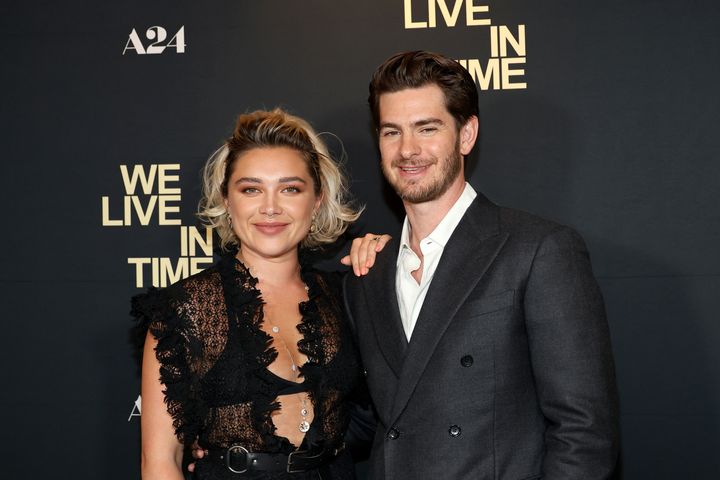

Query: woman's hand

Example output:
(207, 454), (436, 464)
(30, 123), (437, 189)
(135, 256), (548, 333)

(340, 233), (392, 276)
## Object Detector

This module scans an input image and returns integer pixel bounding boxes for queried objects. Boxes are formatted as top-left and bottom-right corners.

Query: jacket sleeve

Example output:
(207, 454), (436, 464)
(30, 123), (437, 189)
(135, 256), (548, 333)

(341, 273), (378, 460)
(523, 226), (620, 479)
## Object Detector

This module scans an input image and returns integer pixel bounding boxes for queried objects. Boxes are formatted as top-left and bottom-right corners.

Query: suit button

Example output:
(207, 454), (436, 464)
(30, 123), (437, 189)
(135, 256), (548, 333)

(387, 428), (400, 440)
(449, 425), (461, 437)
(460, 355), (474, 367)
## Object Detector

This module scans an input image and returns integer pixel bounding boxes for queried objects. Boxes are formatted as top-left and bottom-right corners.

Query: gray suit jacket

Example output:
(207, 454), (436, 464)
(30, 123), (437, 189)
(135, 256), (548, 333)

(344, 194), (619, 479)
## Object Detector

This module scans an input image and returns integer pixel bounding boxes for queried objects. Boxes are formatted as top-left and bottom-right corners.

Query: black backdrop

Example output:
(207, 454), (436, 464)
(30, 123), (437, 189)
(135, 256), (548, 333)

(2, 1), (719, 478)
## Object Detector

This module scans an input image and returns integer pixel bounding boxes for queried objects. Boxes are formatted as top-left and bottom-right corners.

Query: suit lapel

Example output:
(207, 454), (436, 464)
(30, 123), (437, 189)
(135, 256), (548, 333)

(361, 236), (407, 378)
(390, 195), (509, 423)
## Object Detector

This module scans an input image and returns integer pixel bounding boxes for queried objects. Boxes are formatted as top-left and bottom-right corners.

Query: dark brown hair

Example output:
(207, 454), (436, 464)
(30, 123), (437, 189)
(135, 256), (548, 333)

(368, 50), (479, 129)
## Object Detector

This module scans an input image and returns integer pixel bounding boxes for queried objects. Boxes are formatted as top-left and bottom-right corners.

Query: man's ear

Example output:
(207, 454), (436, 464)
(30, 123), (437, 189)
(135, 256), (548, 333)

(459, 116), (479, 156)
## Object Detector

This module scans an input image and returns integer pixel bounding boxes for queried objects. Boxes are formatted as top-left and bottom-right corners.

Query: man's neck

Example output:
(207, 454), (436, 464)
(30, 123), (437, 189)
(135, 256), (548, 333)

(404, 178), (466, 254)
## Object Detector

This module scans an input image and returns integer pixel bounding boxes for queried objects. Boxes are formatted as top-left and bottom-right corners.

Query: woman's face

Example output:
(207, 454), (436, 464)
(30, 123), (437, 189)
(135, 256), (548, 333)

(224, 146), (321, 261)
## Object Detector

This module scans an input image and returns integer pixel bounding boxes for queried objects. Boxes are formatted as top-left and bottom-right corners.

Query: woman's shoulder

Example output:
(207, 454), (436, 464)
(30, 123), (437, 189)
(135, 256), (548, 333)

(130, 260), (226, 324)
(169, 262), (224, 300)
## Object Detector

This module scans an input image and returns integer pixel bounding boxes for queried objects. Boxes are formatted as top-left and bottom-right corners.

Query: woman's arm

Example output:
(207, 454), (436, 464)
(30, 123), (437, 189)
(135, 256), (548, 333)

(140, 331), (184, 480)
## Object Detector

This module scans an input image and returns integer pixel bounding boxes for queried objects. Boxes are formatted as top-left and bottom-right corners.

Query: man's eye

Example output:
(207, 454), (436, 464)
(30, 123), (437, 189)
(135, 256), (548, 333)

(420, 127), (437, 134)
(382, 130), (400, 137)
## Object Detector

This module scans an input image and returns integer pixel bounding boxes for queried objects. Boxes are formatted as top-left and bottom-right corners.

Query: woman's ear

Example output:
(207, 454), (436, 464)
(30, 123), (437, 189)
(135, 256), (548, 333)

(314, 192), (324, 213)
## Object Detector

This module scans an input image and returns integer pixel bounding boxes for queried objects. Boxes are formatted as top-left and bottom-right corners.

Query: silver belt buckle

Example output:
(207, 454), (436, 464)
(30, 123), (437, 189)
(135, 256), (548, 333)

(225, 444), (249, 474)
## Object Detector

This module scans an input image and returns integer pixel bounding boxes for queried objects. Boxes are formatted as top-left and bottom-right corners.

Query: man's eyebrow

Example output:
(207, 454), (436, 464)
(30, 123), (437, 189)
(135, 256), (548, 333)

(378, 118), (445, 130)
(379, 121), (401, 130)
(413, 117), (444, 127)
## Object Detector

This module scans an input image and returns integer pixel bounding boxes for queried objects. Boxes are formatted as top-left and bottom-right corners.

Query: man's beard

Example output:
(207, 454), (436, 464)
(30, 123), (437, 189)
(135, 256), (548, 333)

(383, 141), (463, 204)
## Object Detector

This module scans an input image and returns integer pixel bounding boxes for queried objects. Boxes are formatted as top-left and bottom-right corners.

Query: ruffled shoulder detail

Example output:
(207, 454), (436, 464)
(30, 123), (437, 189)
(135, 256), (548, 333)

(216, 254), (277, 370)
(131, 282), (205, 445)
(297, 269), (330, 366)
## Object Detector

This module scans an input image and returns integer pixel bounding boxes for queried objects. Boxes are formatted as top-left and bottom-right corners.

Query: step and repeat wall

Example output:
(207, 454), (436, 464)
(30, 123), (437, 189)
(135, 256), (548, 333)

(2, 1), (719, 478)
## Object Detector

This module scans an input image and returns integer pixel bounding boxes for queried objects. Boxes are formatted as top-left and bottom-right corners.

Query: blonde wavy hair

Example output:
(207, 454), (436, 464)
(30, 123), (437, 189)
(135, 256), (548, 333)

(198, 109), (363, 251)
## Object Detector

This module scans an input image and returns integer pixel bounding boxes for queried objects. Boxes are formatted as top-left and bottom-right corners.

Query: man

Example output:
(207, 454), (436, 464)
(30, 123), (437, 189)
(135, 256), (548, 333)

(343, 51), (619, 479)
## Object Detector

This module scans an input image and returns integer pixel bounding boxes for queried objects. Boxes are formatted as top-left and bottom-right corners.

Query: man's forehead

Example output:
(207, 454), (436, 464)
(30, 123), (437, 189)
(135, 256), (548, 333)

(378, 85), (450, 122)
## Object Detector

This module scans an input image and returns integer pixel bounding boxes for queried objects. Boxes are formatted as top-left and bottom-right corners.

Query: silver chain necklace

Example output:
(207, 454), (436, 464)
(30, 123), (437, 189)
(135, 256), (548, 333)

(265, 283), (311, 433)
(238, 253), (311, 433)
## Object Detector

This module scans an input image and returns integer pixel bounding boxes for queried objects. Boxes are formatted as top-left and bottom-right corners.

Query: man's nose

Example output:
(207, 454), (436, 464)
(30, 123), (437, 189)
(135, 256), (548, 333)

(399, 134), (420, 159)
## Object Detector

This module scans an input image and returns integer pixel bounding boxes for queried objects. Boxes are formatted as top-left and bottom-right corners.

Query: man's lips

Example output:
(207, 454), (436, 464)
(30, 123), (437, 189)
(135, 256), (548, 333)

(396, 163), (431, 176)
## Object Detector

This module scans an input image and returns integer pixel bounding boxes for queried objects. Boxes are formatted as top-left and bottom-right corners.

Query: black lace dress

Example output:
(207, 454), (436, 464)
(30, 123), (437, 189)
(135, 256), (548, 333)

(133, 254), (363, 479)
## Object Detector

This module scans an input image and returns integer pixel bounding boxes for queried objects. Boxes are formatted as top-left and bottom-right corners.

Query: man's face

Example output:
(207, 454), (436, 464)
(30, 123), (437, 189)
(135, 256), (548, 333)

(377, 84), (473, 204)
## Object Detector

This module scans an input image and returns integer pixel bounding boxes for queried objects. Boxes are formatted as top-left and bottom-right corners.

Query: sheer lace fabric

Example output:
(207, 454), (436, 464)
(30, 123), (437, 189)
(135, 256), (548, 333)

(132, 254), (362, 459)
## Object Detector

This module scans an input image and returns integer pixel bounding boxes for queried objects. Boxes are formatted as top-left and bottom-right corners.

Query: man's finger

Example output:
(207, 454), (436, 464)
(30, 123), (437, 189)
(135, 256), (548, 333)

(361, 234), (391, 273)
(351, 237), (364, 276)
(375, 234), (392, 252)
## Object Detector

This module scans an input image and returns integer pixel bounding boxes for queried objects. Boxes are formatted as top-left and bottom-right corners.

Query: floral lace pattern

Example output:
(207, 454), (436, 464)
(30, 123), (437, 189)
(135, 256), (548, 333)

(132, 254), (362, 456)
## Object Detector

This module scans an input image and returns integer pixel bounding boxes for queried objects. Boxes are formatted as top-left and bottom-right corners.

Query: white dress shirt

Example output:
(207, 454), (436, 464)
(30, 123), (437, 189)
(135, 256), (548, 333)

(396, 183), (477, 340)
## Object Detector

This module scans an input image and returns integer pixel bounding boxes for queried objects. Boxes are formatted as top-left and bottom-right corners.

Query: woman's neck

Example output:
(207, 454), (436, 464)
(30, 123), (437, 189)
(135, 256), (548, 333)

(236, 248), (302, 290)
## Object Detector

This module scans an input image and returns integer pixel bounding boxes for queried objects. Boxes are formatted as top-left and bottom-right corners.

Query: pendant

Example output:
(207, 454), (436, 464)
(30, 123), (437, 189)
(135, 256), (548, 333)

(299, 421), (310, 433)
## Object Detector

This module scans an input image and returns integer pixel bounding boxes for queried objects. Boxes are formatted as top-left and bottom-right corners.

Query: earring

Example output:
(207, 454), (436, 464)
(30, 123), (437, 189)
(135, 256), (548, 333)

(309, 213), (317, 233)
(227, 213), (233, 228)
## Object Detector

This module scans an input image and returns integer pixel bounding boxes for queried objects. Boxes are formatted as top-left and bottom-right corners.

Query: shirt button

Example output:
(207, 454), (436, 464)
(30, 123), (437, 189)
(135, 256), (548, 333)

(460, 355), (474, 367)
(449, 425), (461, 437)
(387, 428), (400, 440)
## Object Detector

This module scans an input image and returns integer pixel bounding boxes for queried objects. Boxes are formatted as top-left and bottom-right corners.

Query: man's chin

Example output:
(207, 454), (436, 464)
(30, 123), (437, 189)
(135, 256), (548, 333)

(399, 188), (442, 204)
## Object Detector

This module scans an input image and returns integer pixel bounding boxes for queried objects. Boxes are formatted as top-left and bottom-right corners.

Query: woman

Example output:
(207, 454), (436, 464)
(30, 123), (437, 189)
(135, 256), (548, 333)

(136, 109), (383, 479)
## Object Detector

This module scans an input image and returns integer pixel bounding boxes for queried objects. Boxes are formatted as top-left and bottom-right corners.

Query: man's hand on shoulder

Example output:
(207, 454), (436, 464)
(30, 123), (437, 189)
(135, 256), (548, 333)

(340, 233), (392, 276)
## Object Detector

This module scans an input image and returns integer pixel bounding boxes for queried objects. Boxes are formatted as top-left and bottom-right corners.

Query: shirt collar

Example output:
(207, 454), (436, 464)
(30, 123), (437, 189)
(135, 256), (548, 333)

(397, 182), (477, 261)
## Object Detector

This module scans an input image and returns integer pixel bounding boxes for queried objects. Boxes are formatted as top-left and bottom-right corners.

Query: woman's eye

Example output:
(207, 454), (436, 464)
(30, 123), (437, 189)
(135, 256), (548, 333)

(282, 186), (301, 193)
(241, 187), (260, 194)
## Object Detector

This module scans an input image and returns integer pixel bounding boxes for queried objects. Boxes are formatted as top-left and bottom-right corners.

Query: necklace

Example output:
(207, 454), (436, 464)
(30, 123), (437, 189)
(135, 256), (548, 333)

(236, 253), (311, 433)
(269, 283), (310, 337)
(263, 282), (312, 433)
(270, 326), (311, 432)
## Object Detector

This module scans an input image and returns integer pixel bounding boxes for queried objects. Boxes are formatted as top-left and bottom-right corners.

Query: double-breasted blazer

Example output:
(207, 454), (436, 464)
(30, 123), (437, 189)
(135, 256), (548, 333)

(343, 193), (619, 479)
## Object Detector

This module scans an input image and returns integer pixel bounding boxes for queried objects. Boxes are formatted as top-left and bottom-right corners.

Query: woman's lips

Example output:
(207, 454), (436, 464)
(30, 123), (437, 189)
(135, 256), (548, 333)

(253, 222), (289, 235)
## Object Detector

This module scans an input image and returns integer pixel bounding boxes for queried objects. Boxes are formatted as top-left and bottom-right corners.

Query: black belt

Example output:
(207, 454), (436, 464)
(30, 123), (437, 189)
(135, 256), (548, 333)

(206, 444), (340, 474)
